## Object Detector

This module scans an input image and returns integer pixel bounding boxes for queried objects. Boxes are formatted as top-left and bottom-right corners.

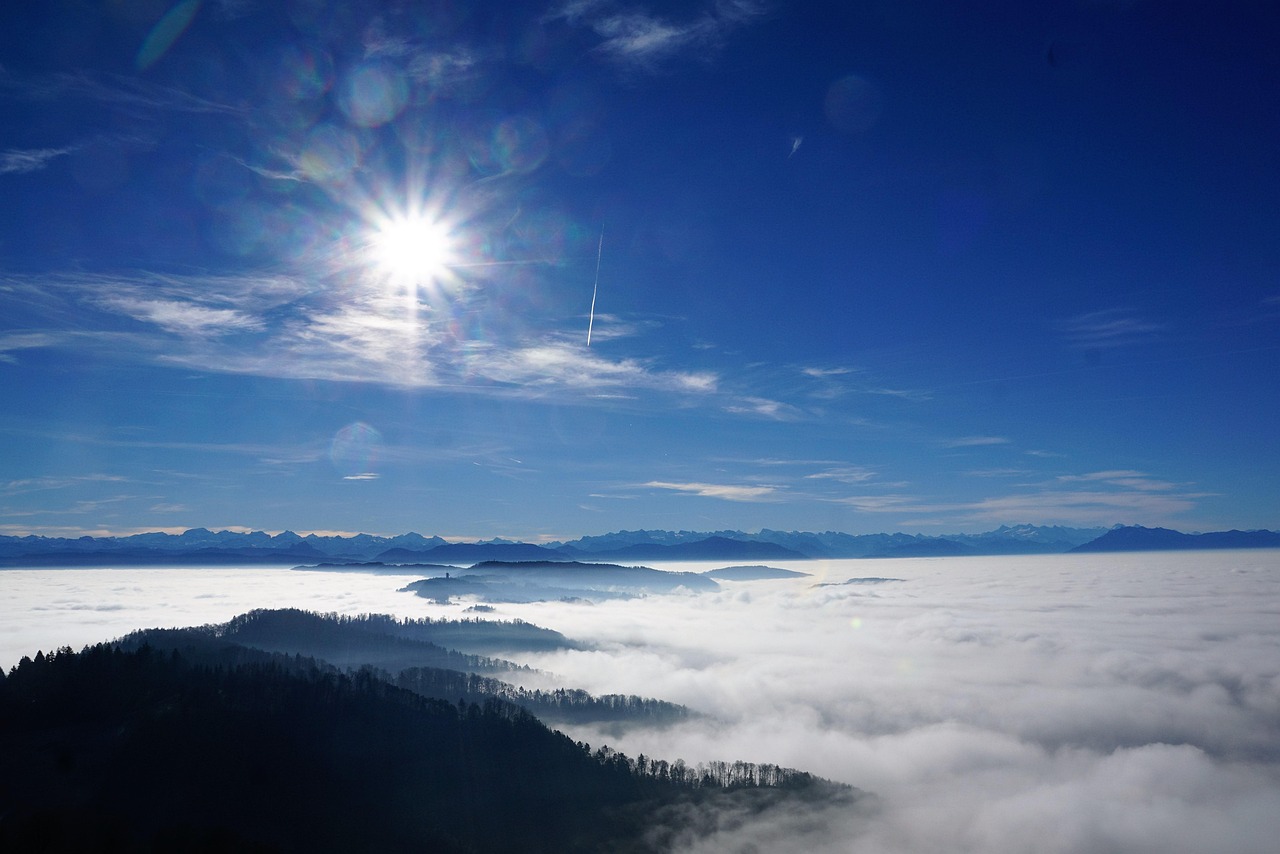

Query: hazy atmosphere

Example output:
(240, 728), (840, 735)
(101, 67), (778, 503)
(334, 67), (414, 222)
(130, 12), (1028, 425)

(3, 1), (1278, 540)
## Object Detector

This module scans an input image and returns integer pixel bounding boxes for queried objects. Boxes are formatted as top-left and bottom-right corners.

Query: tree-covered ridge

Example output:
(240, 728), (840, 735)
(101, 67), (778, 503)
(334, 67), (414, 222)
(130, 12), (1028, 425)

(0, 644), (852, 852)
(331, 610), (585, 653)
(395, 666), (693, 728)
(217, 607), (580, 654)
(127, 607), (543, 674)
(118, 608), (694, 730)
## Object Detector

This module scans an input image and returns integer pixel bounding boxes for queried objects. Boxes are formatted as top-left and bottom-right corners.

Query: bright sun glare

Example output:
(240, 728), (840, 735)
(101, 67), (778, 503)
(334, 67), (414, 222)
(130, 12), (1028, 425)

(369, 214), (455, 284)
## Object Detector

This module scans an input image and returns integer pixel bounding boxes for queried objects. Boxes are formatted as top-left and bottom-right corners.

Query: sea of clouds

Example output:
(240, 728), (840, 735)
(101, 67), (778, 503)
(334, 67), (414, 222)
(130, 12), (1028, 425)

(4, 551), (1279, 852)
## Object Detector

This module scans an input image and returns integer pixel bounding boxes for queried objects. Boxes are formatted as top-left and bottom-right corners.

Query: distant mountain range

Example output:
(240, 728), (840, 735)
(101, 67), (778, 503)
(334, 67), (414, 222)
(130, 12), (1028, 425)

(1, 524), (1276, 567)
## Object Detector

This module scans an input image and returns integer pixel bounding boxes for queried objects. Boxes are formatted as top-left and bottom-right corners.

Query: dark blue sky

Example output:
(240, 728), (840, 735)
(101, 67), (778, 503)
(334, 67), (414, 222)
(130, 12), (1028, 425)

(2, 0), (1277, 539)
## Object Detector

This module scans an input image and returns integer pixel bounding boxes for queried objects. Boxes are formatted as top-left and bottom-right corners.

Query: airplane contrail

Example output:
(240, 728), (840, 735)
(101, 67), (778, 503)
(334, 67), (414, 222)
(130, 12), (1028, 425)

(587, 225), (603, 347)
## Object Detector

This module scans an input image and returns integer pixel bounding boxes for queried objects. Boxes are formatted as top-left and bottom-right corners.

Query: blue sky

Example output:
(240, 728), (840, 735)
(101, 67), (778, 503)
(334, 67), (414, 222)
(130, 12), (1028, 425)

(1, 0), (1277, 540)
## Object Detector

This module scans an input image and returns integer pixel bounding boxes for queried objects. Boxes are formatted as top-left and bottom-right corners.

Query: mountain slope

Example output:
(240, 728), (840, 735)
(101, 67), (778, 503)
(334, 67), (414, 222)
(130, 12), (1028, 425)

(1072, 526), (1280, 552)
(0, 642), (851, 852)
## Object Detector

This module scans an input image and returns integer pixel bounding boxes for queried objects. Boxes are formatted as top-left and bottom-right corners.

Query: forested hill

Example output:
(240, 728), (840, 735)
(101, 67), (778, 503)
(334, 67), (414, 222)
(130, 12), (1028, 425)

(395, 666), (694, 729)
(118, 609), (694, 729)
(0, 645), (852, 852)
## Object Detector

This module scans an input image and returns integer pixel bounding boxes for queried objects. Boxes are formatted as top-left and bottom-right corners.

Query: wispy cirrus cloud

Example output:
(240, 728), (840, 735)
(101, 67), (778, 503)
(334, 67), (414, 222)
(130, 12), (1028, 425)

(1057, 470), (1177, 492)
(0, 332), (62, 364)
(801, 366), (855, 378)
(359, 14), (488, 92)
(643, 480), (777, 501)
(551, 0), (767, 67)
(101, 296), (264, 336)
(833, 466), (1208, 527)
(955, 486), (1209, 526)
(833, 493), (917, 511)
(724, 396), (801, 420)
(0, 69), (242, 116)
(941, 435), (1010, 448)
(0, 145), (75, 176)
(476, 340), (717, 394)
(799, 364), (930, 402)
(965, 468), (1032, 478)
(149, 502), (192, 512)
(1061, 308), (1164, 349)
(865, 386), (932, 401)
(3, 271), (719, 400)
(805, 466), (877, 484)
(1, 474), (129, 497)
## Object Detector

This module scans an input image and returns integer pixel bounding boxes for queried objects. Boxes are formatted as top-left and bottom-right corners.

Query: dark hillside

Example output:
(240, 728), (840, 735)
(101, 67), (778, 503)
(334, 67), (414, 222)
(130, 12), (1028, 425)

(0, 645), (852, 853)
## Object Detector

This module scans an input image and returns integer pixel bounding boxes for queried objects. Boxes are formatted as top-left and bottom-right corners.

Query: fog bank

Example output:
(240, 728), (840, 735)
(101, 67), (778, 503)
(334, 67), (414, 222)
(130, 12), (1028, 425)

(501, 552), (1280, 853)
(4, 552), (1279, 852)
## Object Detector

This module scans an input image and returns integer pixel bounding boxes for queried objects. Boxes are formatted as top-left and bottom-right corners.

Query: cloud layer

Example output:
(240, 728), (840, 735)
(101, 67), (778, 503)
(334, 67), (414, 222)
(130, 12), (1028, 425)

(4, 551), (1280, 852)
(500, 551), (1280, 852)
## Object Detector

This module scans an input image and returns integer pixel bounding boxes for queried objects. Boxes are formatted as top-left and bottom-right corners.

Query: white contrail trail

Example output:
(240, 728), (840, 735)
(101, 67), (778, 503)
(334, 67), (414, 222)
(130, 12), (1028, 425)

(587, 225), (603, 347)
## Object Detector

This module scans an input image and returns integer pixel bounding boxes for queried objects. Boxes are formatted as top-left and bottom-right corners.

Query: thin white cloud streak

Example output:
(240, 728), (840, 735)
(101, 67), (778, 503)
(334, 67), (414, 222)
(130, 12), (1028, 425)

(643, 480), (777, 501)
(724, 396), (800, 419)
(965, 468), (1031, 478)
(551, 0), (767, 67)
(474, 341), (718, 394)
(358, 14), (488, 90)
(503, 551), (1280, 854)
(806, 466), (877, 484)
(11, 271), (313, 317)
(101, 296), (264, 336)
(865, 386), (932, 401)
(835, 486), (1208, 526)
(5, 430), (512, 474)
(0, 69), (242, 116)
(405, 47), (486, 90)
(1057, 470), (1178, 492)
(799, 365), (930, 402)
(957, 488), (1208, 526)
(592, 14), (694, 60)
(0, 146), (74, 175)
(1, 474), (130, 497)
(1061, 308), (1164, 349)
(0, 332), (62, 363)
(941, 436), (1011, 448)
(833, 493), (917, 511)
(574, 313), (652, 344)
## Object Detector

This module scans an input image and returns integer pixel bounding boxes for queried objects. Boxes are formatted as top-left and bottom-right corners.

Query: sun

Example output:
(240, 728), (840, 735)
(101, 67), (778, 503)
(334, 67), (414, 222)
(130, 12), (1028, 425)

(367, 213), (456, 284)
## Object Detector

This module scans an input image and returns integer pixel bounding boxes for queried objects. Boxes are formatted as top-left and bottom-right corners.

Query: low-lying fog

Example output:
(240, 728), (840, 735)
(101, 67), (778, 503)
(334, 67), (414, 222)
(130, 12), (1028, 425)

(5, 551), (1279, 852)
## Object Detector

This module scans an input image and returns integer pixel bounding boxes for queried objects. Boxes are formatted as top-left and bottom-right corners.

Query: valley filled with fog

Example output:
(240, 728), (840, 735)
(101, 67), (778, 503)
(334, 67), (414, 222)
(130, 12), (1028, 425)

(5, 550), (1280, 853)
